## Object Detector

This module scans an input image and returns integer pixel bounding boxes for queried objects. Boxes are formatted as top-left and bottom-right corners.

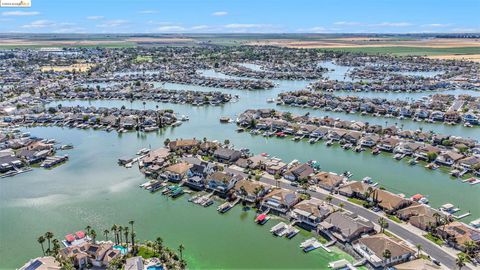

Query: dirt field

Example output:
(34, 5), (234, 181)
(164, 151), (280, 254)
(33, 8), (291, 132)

(246, 38), (480, 49)
(427, 54), (480, 62)
(40, 63), (94, 72)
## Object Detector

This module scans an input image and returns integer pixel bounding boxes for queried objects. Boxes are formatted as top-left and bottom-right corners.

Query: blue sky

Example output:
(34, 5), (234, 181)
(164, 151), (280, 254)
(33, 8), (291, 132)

(0, 0), (479, 33)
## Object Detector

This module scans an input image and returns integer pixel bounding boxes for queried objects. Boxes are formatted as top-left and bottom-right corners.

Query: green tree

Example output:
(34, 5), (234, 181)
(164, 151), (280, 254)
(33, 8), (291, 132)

(37, 236), (46, 256)
(378, 217), (389, 233)
(178, 244), (185, 261)
(103, 229), (109, 241)
(456, 253), (467, 270)
(44, 232), (54, 254)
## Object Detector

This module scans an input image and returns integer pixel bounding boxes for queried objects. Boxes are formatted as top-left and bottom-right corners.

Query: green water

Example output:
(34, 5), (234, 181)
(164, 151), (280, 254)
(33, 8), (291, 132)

(1, 71), (479, 269)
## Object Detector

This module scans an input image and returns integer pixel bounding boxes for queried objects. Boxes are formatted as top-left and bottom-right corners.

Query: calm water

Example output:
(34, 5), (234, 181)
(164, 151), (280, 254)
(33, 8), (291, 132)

(1, 68), (479, 269)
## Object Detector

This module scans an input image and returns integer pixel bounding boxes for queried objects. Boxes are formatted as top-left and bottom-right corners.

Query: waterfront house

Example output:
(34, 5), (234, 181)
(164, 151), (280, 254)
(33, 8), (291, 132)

(265, 159), (287, 175)
(261, 188), (300, 214)
(319, 212), (374, 243)
(435, 151), (464, 166)
(458, 156), (480, 171)
(234, 179), (269, 203)
(353, 234), (414, 268)
(142, 148), (170, 166)
(378, 138), (400, 152)
(291, 198), (332, 228)
(396, 204), (441, 231)
(213, 147), (242, 163)
(184, 162), (215, 190)
(207, 171), (243, 195)
(163, 162), (192, 182)
(414, 145), (442, 161)
(0, 155), (23, 172)
(246, 154), (268, 169)
(125, 257), (144, 270)
(311, 127), (329, 138)
(436, 221), (480, 251)
(19, 257), (61, 270)
(360, 134), (380, 148)
(394, 142), (422, 155)
(430, 111), (445, 122)
(168, 139), (199, 151)
(312, 171), (344, 191)
(283, 163), (314, 182)
(16, 149), (50, 164)
(327, 129), (347, 141)
(375, 189), (412, 214)
(394, 258), (441, 270)
(444, 111), (460, 123)
(338, 181), (371, 199)
(344, 131), (362, 144)
(463, 112), (479, 125)
(60, 241), (120, 269)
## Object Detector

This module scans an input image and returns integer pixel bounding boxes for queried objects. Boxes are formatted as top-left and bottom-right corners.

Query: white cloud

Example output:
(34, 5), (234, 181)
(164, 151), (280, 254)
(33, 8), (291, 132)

(139, 10), (158, 14)
(421, 23), (451, 28)
(191, 25), (210, 30)
(2, 11), (40, 16)
(97, 19), (128, 28)
(373, 22), (412, 27)
(21, 20), (54, 29)
(212, 11), (228, 16)
(224, 23), (269, 29)
(334, 21), (361, 26)
(155, 25), (186, 32)
(87, 16), (104, 20)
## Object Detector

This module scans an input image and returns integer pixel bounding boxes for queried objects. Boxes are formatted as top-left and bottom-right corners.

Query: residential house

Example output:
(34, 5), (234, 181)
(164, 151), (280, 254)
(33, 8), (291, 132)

(319, 212), (374, 243)
(291, 199), (332, 228)
(338, 181), (371, 199)
(312, 171), (344, 191)
(163, 162), (192, 182)
(375, 189), (412, 214)
(261, 189), (300, 214)
(436, 221), (480, 251)
(207, 171), (243, 195)
(435, 151), (464, 166)
(213, 147), (242, 163)
(378, 138), (400, 152)
(19, 257), (61, 270)
(396, 204), (441, 231)
(353, 234), (414, 268)
(168, 139), (199, 151)
(265, 159), (287, 175)
(283, 163), (314, 182)
(234, 179), (269, 203)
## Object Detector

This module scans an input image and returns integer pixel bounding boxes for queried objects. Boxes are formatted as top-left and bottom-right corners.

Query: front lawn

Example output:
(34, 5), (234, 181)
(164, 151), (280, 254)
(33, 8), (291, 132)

(347, 198), (365, 206)
(137, 246), (156, 259)
(387, 214), (403, 223)
(423, 233), (444, 246)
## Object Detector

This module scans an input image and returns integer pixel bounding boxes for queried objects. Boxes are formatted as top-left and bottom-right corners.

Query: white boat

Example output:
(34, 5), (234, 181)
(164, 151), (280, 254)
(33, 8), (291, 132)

(172, 121), (183, 127)
(270, 222), (288, 236)
(180, 115), (189, 121)
(137, 148), (150, 155)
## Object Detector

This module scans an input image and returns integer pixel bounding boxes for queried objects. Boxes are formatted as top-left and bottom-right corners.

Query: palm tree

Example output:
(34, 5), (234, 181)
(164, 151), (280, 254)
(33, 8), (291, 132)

(433, 212), (441, 227)
(45, 232), (54, 253)
(178, 244), (185, 261)
(118, 226), (123, 244)
(103, 229), (109, 241)
(90, 230), (97, 244)
(155, 237), (163, 256)
(415, 244), (422, 257)
(123, 226), (129, 247)
(382, 249), (391, 264)
(378, 217), (389, 233)
(464, 240), (478, 260)
(325, 195), (333, 205)
(456, 253), (466, 270)
(37, 236), (46, 256)
(111, 225), (118, 244)
(129, 220), (135, 250)
(339, 202), (345, 212)
(85, 225), (91, 236)
(52, 239), (60, 256)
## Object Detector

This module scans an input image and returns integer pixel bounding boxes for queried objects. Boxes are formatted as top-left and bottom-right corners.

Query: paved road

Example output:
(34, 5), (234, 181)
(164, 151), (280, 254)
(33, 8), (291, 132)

(223, 165), (470, 270)
(182, 157), (470, 270)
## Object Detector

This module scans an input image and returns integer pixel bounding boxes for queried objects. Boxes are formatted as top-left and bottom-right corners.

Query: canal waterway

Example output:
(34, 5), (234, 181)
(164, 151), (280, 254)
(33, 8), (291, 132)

(1, 66), (479, 269)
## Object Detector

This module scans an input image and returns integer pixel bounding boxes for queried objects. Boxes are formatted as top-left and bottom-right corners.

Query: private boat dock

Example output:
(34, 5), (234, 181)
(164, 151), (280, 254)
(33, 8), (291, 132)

(300, 237), (331, 253)
(217, 198), (241, 213)
(40, 155), (69, 168)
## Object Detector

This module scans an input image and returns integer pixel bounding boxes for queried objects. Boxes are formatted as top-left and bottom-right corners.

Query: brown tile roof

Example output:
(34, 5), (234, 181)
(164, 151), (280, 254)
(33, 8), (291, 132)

(357, 234), (414, 259)
(165, 162), (192, 174)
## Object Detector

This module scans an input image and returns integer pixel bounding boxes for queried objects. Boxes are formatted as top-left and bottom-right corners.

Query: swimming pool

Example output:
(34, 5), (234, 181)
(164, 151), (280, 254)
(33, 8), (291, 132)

(113, 245), (128, 255)
(146, 265), (164, 270)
